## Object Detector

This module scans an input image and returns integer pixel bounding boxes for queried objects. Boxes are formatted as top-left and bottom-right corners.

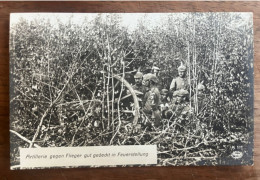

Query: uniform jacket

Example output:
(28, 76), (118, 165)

(170, 77), (190, 92)
(143, 87), (161, 113)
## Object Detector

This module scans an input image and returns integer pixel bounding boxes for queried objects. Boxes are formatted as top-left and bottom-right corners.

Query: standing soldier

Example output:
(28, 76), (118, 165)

(170, 63), (190, 104)
(132, 71), (145, 107)
(143, 74), (161, 127)
(151, 63), (163, 90)
(133, 71), (145, 94)
(170, 63), (190, 92)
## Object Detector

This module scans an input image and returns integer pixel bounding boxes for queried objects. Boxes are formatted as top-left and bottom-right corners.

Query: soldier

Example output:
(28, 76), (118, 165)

(170, 89), (190, 110)
(132, 71), (145, 107)
(160, 89), (170, 118)
(191, 83), (209, 131)
(170, 63), (190, 92)
(133, 71), (145, 94)
(197, 83), (205, 94)
(151, 63), (163, 90)
(151, 64), (160, 77)
(143, 74), (161, 127)
(196, 83), (208, 113)
(142, 73), (153, 92)
(166, 89), (193, 133)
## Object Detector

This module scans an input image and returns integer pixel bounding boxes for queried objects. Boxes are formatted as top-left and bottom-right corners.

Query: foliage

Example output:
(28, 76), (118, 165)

(10, 13), (253, 166)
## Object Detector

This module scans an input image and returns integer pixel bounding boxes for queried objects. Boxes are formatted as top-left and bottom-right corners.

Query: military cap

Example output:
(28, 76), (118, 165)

(161, 89), (168, 95)
(178, 64), (186, 72)
(152, 66), (160, 71)
(197, 83), (205, 91)
(134, 72), (143, 79)
(173, 89), (189, 97)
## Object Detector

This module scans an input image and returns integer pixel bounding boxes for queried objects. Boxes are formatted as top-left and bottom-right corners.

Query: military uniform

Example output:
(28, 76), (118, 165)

(194, 83), (210, 129)
(170, 76), (190, 92)
(142, 74), (161, 127)
(166, 90), (193, 132)
(167, 90), (191, 117)
(132, 71), (145, 106)
(170, 64), (190, 91)
(160, 89), (170, 118)
(197, 93), (208, 112)
(173, 104), (193, 133)
(170, 102), (192, 119)
(143, 87), (161, 114)
(170, 64), (190, 104)
(192, 83), (209, 113)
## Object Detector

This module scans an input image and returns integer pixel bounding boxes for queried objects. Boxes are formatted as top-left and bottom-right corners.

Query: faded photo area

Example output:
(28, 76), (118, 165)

(9, 13), (254, 168)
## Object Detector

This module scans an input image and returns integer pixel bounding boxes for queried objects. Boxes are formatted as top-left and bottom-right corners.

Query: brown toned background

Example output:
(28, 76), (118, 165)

(0, 1), (260, 180)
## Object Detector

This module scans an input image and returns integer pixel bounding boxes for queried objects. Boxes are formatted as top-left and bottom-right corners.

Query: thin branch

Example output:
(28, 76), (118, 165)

(70, 88), (97, 146)
(29, 76), (72, 148)
(10, 130), (41, 148)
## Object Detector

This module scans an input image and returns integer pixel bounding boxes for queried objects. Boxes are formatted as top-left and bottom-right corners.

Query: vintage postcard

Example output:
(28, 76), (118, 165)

(9, 13), (254, 169)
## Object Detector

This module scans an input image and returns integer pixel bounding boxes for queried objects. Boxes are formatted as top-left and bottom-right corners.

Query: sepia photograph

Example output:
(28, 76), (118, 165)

(9, 13), (254, 169)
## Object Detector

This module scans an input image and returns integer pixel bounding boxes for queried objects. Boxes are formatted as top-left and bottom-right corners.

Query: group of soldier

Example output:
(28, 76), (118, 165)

(131, 63), (206, 128)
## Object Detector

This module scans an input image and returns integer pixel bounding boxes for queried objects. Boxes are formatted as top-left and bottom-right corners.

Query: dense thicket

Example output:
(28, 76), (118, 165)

(10, 13), (253, 166)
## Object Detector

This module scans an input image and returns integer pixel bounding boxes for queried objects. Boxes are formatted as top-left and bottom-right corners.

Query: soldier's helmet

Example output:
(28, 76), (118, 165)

(149, 75), (158, 84)
(197, 83), (205, 91)
(134, 72), (143, 79)
(173, 89), (189, 97)
(178, 63), (186, 72)
(143, 73), (153, 81)
(161, 89), (168, 95)
(143, 73), (158, 84)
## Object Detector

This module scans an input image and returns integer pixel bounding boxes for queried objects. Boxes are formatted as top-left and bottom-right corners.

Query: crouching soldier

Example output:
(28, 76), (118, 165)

(143, 74), (161, 127)
(166, 89), (193, 133)
(196, 83), (208, 113)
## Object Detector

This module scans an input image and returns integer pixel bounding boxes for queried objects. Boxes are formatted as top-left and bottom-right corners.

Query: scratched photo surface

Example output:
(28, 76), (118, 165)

(9, 13), (254, 168)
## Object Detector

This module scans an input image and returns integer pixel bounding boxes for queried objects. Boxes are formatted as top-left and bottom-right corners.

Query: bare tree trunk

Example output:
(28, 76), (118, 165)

(106, 64), (111, 129)
(210, 14), (218, 131)
(111, 68), (115, 133)
(106, 34), (111, 130)
(194, 44), (198, 115)
(188, 42), (192, 109)
(101, 65), (106, 130)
